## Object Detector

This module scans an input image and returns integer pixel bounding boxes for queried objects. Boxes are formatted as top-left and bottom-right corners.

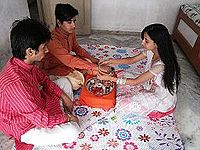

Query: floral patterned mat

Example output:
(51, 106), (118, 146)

(11, 45), (184, 150)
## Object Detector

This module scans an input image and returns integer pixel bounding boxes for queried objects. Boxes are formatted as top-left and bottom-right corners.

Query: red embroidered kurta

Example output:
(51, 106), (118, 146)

(0, 57), (68, 149)
(41, 27), (94, 76)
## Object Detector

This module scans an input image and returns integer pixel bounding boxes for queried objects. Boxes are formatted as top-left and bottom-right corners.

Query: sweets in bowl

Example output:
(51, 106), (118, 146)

(79, 74), (116, 111)
(86, 77), (115, 96)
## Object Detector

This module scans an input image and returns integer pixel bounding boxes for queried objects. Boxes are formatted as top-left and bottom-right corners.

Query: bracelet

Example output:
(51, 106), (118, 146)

(116, 78), (126, 85)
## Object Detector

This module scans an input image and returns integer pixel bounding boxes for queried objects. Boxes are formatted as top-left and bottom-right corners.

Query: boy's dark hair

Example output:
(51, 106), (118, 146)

(55, 3), (78, 27)
(141, 23), (181, 95)
(10, 18), (51, 60)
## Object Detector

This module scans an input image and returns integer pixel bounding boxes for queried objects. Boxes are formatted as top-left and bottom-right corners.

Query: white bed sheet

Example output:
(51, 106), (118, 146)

(9, 44), (184, 150)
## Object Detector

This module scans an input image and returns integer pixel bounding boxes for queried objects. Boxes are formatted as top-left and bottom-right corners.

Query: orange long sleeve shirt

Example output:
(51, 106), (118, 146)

(41, 27), (94, 76)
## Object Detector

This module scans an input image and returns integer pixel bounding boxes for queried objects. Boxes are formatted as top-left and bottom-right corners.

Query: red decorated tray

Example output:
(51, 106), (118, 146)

(79, 74), (116, 111)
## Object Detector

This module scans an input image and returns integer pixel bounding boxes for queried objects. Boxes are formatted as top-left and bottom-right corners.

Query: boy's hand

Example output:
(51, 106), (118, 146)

(67, 114), (79, 124)
(61, 93), (73, 113)
(87, 64), (98, 75)
(90, 57), (99, 64)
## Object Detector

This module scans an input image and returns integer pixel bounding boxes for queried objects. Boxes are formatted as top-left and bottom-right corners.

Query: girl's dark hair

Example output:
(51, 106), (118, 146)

(10, 18), (51, 60)
(141, 23), (181, 95)
(55, 3), (78, 27)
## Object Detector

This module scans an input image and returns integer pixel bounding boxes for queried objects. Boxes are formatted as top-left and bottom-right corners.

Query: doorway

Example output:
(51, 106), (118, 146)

(27, 0), (40, 21)
(27, 0), (91, 35)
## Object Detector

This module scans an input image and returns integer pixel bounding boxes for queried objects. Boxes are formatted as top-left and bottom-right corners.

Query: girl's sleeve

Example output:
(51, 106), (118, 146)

(149, 64), (164, 76)
(142, 50), (147, 56)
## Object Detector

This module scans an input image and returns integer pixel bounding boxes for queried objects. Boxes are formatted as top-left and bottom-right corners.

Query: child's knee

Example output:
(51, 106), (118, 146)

(54, 77), (73, 99)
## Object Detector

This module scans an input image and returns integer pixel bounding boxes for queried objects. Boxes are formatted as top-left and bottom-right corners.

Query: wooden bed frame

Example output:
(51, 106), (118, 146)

(172, 8), (200, 75)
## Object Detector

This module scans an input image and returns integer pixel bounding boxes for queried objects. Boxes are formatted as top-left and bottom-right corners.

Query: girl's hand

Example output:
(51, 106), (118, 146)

(99, 59), (116, 66)
(98, 64), (112, 74)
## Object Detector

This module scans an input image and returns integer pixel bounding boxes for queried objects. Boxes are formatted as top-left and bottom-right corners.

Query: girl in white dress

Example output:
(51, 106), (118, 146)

(98, 23), (181, 119)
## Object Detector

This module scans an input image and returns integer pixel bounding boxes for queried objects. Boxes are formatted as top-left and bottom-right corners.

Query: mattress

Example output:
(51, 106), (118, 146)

(11, 44), (184, 150)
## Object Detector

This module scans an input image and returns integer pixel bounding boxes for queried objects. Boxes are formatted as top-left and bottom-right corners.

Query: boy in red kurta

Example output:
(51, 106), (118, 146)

(0, 18), (80, 150)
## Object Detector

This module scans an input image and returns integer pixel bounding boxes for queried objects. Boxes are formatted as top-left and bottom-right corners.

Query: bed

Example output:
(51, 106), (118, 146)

(0, 44), (183, 150)
(172, 4), (200, 75)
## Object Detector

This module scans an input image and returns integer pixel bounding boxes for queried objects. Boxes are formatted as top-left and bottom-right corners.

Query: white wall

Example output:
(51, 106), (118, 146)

(0, 0), (29, 68)
(0, 0), (200, 68)
(91, 0), (200, 33)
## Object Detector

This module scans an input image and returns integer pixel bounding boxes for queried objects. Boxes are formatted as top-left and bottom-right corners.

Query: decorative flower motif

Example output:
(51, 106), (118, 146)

(87, 46), (96, 50)
(62, 142), (77, 149)
(123, 113), (141, 125)
(74, 107), (88, 117)
(103, 54), (109, 57)
(103, 50), (109, 53)
(111, 115), (117, 122)
(91, 111), (102, 117)
(90, 135), (99, 142)
(99, 56), (104, 59)
(104, 45), (110, 49)
(98, 48), (104, 51)
(107, 139), (119, 148)
(80, 143), (92, 150)
(136, 126), (143, 131)
(98, 128), (109, 136)
(131, 49), (140, 55)
(116, 128), (131, 141)
(140, 60), (147, 65)
(111, 47), (116, 50)
(98, 117), (109, 125)
(78, 132), (85, 139)
(138, 134), (151, 142)
(86, 125), (93, 131)
(136, 65), (144, 69)
(113, 54), (122, 59)
(123, 141), (138, 150)
(118, 64), (130, 70)
(116, 49), (127, 53)
(160, 115), (176, 126)
(155, 131), (183, 149)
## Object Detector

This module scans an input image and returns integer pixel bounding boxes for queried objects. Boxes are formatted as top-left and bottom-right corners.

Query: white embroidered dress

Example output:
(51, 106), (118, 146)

(118, 50), (177, 117)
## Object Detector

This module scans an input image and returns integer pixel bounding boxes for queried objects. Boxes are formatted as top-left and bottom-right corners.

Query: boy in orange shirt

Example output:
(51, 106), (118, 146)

(41, 3), (108, 90)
